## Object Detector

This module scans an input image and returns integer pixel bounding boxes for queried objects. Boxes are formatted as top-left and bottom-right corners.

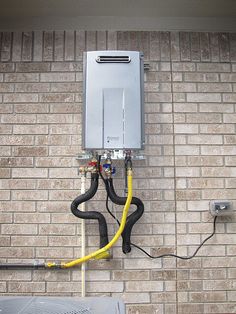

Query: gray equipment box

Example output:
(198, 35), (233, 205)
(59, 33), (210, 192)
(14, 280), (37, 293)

(0, 296), (125, 314)
(83, 51), (144, 150)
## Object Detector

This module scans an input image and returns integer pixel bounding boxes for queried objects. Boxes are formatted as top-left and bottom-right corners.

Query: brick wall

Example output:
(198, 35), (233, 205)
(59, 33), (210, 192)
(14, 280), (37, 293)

(0, 31), (236, 314)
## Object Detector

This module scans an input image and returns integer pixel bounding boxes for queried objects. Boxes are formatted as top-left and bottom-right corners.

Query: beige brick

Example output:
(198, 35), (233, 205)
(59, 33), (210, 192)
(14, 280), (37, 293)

(176, 167), (200, 177)
(224, 113), (236, 123)
(49, 190), (77, 201)
(35, 157), (72, 168)
(64, 31), (75, 60)
(221, 73), (236, 82)
(186, 113), (222, 123)
(1, 114), (36, 123)
(226, 178), (236, 188)
(224, 135), (236, 144)
(49, 103), (81, 114)
(36, 247), (73, 259)
(1, 224), (38, 235)
(203, 279), (235, 290)
(12, 190), (48, 200)
(184, 72), (219, 82)
(0, 104), (12, 114)
(0, 168), (11, 178)
(37, 201), (70, 213)
(126, 304), (164, 314)
(12, 168), (47, 178)
(199, 103), (234, 113)
(0, 191), (10, 200)
(173, 93), (185, 102)
(39, 224), (75, 235)
(172, 62), (195, 71)
(14, 103), (48, 113)
(190, 269), (226, 280)
(124, 258), (161, 270)
(15, 82), (50, 93)
(187, 93), (221, 102)
(13, 124), (48, 134)
(113, 292), (150, 304)
(50, 82), (82, 93)
(4, 93), (38, 103)
(172, 72), (182, 81)
(112, 270), (149, 281)
(188, 156), (223, 166)
(151, 291), (176, 303)
(202, 189), (236, 199)
(175, 124), (198, 133)
(147, 92), (172, 103)
(51, 213), (78, 224)
(200, 123), (234, 134)
(8, 282), (45, 293)
(40, 72), (75, 82)
(0, 179), (36, 190)
(13, 146), (48, 157)
(86, 281), (124, 293)
(126, 280), (163, 292)
(0, 124), (12, 134)
(35, 135), (71, 146)
(5, 73), (39, 82)
(39, 93), (74, 103)
(198, 82), (232, 92)
(201, 145), (236, 155)
(204, 304), (236, 314)
(223, 93), (236, 102)
(16, 63), (50, 72)
(0, 157), (33, 167)
(0, 83), (14, 92)
(48, 236), (79, 247)
(49, 124), (79, 135)
(202, 167), (236, 177)
(0, 282), (6, 292)
(175, 145), (199, 156)
(37, 114), (73, 123)
(51, 62), (82, 72)
(11, 236), (47, 247)
(0, 247), (34, 259)
(0, 236), (11, 246)
(173, 83), (196, 92)
(197, 62), (230, 72)
(47, 282), (80, 293)
(37, 179), (73, 190)
(14, 213), (50, 224)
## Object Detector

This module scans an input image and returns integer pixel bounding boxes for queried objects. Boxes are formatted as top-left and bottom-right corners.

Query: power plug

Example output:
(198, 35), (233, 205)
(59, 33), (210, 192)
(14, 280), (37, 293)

(209, 200), (233, 216)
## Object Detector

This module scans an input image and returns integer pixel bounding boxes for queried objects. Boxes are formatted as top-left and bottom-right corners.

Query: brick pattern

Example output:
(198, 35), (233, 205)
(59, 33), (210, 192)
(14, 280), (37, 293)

(0, 31), (236, 313)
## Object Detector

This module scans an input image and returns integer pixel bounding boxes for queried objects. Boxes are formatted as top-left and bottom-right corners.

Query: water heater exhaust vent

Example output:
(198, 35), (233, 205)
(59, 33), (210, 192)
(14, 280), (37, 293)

(96, 55), (131, 63)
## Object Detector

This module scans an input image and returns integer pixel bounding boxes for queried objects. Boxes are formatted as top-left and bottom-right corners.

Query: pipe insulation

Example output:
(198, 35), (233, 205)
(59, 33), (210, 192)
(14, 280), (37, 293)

(80, 173), (86, 297)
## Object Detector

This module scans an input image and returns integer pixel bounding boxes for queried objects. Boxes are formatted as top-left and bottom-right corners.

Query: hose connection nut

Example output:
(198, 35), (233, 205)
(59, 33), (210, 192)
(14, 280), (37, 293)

(103, 159), (116, 178)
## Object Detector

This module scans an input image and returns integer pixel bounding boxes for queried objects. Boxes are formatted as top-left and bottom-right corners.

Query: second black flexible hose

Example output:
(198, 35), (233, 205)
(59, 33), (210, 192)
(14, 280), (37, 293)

(105, 178), (144, 253)
(71, 173), (109, 248)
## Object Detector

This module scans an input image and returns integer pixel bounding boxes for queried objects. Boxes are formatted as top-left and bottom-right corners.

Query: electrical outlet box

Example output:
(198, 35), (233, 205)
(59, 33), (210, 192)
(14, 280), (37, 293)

(209, 200), (233, 216)
(83, 50), (144, 150)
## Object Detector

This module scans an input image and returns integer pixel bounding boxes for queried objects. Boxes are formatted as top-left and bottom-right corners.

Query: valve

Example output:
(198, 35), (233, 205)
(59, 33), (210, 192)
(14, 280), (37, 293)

(103, 157), (116, 178)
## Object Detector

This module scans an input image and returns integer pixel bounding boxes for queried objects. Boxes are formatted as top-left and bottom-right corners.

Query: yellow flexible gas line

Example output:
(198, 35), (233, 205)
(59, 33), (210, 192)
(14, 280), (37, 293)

(46, 169), (133, 268)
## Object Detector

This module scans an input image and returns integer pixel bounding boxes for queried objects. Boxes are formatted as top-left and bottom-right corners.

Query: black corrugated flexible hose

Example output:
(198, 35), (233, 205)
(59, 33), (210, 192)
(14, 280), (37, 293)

(103, 178), (144, 253)
(71, 172), (109, 248)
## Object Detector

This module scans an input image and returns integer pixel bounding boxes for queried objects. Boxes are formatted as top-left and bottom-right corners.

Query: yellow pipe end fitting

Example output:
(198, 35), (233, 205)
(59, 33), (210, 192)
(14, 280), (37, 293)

(94, 250), (111, 260)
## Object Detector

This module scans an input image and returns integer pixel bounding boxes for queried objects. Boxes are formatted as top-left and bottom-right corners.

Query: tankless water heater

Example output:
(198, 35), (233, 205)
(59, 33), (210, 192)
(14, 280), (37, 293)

(83, 51), (144, 150)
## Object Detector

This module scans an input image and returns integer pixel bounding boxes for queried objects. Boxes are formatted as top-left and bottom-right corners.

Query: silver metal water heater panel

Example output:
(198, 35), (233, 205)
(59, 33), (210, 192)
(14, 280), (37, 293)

(83, 51), (144, 150)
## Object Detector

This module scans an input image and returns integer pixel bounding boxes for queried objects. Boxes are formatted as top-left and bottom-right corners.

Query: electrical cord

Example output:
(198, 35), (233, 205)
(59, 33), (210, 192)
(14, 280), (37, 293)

(104, 199), (218, 259)
(106, 193), (121, 226)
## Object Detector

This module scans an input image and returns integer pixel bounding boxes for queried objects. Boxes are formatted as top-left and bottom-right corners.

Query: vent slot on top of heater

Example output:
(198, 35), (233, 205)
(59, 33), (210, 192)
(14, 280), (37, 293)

(96, 56), (131, 63)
